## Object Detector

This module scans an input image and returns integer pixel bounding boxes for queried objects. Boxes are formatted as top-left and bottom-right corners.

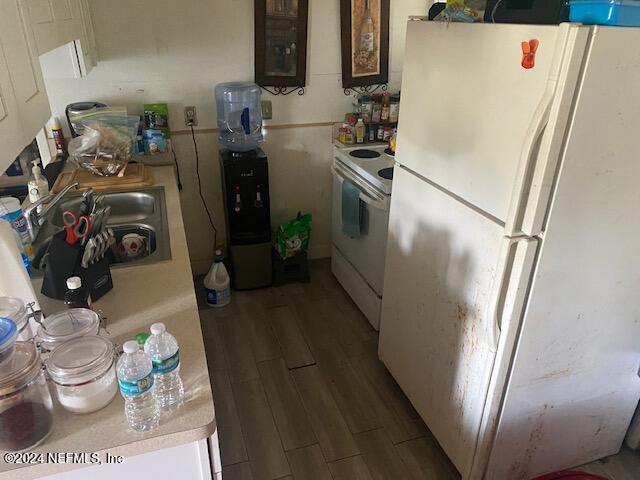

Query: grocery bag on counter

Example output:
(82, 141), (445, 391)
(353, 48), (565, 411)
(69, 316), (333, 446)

(275, 212), (312, 260)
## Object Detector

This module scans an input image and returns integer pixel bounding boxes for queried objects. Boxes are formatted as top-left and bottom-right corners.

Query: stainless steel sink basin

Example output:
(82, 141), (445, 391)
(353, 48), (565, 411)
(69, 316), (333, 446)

(31, 186), (171, 273)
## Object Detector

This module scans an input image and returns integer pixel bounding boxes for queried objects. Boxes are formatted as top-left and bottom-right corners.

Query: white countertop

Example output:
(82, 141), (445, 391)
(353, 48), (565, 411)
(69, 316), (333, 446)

(0, 166), (216, 479)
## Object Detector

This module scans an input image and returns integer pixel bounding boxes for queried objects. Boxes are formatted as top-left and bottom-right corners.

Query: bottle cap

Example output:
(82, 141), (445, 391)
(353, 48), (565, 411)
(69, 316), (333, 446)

(150, 322), (166, 335)
(66, 276), (82, 290)
(136, 332), (150, 346)
(123, 341), (138, 354)
(50, 116), (61, 130)
(215, 249), (223, 256)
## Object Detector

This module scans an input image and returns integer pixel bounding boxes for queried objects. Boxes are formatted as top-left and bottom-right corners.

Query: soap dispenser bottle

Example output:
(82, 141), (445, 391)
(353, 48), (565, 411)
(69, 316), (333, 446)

(28, 160), (49, 208)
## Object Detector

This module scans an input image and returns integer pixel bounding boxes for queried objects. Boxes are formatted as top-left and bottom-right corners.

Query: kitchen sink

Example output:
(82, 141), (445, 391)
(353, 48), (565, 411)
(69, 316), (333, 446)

(31, 187), (171, 273)
(50, 192), (157, 227)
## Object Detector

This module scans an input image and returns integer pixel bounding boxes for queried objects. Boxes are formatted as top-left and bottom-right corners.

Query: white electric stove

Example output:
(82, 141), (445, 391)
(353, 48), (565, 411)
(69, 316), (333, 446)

(331, 144), (395, 330)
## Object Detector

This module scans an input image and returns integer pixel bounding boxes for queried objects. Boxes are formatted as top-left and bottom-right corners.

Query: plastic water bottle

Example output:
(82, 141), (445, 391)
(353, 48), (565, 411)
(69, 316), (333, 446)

(204, 250), (231, 308)
(144, 323), (184, 412)
(116, 341), (160, 431)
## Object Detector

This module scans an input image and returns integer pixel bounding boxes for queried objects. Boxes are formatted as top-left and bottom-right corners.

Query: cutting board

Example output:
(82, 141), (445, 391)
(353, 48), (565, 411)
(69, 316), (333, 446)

(51, 163), (154, 194)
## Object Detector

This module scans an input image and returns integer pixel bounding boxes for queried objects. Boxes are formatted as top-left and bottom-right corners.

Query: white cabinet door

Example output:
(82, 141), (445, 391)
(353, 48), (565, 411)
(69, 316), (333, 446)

(0, 0), (52, 173)
(74, 0), (97, 75)
(0, 39), (26, 173)
(24, 0), (80, 54)
(2, 1), (51, 143)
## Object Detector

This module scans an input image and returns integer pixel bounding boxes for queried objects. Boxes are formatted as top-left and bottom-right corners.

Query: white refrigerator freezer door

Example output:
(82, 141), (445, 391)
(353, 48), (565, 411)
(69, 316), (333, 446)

(380, 165), (514, 477)
(396, 21), (571, 223)
(486, 26), (640, 479)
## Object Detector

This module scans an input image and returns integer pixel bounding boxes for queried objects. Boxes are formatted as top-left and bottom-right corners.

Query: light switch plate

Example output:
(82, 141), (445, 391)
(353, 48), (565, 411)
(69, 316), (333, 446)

(261, 100), (272, 120)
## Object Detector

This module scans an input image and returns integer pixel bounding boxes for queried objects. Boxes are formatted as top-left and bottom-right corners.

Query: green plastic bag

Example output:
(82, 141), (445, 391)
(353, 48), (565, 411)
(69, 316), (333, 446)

(276, 212), (312, 260)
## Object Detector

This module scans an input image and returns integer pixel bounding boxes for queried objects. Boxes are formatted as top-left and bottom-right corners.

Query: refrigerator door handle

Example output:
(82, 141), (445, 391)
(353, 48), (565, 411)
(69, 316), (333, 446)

(486, 238), (538, 353)
(505, 87), (555, 237)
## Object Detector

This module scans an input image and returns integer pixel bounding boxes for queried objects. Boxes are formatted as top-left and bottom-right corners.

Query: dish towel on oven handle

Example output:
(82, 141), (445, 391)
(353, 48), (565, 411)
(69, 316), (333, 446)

(341, 179), (362, 239)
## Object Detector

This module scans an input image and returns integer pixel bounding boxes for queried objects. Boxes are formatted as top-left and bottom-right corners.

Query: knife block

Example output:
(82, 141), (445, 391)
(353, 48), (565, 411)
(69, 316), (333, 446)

(41, 231), (113, 302)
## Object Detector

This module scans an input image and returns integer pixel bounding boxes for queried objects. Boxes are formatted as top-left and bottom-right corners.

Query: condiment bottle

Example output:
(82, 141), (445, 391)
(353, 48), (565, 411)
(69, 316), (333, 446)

(355, 119), (365, 144)
(381, 93), (391, 122)
(51, 117), (67, 156)
(64, 276), (92, 310)
(377, 125), (384, 141)
(368, 125), (376, 143)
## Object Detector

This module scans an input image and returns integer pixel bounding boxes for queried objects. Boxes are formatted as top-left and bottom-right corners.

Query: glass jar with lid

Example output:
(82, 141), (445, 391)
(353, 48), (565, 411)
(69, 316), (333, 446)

(0, 342), (53, 452)
(0, 297), (32, 342)
(37, 308), (101, 352)
(46, 336), (117, 414)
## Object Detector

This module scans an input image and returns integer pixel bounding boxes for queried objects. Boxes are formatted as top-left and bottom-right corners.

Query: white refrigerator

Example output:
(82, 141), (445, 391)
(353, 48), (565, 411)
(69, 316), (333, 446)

(379, 20), (640, 480)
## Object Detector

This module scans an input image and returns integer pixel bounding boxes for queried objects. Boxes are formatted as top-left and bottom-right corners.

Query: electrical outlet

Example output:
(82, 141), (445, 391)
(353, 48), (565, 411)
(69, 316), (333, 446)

(261, 100), (273, 120)
(184, 106), (198, 126)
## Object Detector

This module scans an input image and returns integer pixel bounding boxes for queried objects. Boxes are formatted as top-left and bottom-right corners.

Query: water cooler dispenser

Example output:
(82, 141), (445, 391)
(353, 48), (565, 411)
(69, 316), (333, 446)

(216, 82), (272, 289)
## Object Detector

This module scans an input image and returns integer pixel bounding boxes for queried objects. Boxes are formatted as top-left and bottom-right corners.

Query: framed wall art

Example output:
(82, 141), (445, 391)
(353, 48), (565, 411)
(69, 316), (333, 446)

(255, 0), (309, 95)
(340, 0), (390, 91)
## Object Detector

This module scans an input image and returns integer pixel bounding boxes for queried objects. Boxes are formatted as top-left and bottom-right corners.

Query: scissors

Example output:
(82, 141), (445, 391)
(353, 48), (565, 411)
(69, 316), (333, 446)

(63, 211), (92, 246)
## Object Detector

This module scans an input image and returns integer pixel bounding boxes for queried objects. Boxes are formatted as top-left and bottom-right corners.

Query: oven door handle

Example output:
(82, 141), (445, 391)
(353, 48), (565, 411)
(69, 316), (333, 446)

(332, 164), (389, 211)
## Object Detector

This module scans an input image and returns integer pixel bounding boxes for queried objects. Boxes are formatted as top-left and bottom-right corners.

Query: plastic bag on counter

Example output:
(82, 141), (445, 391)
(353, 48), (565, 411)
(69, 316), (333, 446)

(275, 212), (312, 260)
(68, 122), (132, 176)
(434, 0), (487, 22)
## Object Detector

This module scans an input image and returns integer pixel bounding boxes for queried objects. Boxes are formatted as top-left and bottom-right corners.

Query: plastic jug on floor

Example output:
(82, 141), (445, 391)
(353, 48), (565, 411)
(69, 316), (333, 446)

(204, 250), (231, 308)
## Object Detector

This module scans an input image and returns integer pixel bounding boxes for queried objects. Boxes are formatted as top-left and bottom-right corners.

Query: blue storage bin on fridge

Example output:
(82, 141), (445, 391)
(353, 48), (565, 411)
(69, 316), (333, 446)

(569, 0), (640, 26)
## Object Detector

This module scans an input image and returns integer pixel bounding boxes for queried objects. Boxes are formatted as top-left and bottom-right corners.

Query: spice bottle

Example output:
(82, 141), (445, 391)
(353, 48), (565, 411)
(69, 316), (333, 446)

(360, 95), (373, 123)
(368, 125), (376, 143)
(64, 276), (92, 310)
(389, 93), (400, 123)
(355, 119), (365, 144)
(377, 125), (384, 141)
(381, 93), (391, 122)
(371, 94), (382, 123)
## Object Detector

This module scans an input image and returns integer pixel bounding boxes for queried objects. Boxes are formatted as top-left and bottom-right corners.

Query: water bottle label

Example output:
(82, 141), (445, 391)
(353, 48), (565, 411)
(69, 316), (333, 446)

(152, 350), (180, 375)
(206, 287), (230, 305)
(118, 373), (154, 397)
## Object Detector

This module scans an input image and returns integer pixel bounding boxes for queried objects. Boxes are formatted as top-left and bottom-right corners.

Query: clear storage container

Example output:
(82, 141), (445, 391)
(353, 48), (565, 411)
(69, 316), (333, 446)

(0, 296), (32, 341)
(215, 82), (263, 152)
(0, 342), (53, 452)
(46, 336), (117, 414)
(569, 0), (640, 25)
(37, 308), (101, 352)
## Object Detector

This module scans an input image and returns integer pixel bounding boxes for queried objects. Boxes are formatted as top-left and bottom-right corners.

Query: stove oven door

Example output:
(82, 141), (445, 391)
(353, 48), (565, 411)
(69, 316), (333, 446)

(331, 161), (390, 297)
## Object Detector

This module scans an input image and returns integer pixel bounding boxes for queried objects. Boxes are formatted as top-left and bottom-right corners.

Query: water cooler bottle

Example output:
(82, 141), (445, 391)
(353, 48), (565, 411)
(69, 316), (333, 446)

(216, 82), (272, 289)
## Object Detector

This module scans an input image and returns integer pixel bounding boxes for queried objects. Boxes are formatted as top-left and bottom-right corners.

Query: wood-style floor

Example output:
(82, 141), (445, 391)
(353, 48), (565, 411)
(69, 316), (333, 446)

(194, 259), (640, 480)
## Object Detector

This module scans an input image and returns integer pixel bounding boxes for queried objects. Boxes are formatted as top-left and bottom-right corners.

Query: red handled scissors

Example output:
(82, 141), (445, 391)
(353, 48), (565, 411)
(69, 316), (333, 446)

(63, 211), (92, 246)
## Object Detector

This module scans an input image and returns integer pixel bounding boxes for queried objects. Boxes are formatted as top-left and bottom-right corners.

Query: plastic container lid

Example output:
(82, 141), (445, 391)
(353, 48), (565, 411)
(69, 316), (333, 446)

(46, 336), (114, 386)
(37, 308), (101, 351)
(123, 341), (138, 354)
(136, 332), (150, 346)
(150, 323), (166, 335)
(66, 277), (82, 290)
(0, 342), (42, 395)
(0, 317), (17, 364)
(0, 297), (29, 334)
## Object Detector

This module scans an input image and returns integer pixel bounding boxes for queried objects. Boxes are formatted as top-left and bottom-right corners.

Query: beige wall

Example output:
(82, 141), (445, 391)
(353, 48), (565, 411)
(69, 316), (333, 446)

(42, 0), (426, 274)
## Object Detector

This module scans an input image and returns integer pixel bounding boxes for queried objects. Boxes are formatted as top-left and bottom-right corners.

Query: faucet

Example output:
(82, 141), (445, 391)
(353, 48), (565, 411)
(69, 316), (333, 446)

(24, 182), (79, 242)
